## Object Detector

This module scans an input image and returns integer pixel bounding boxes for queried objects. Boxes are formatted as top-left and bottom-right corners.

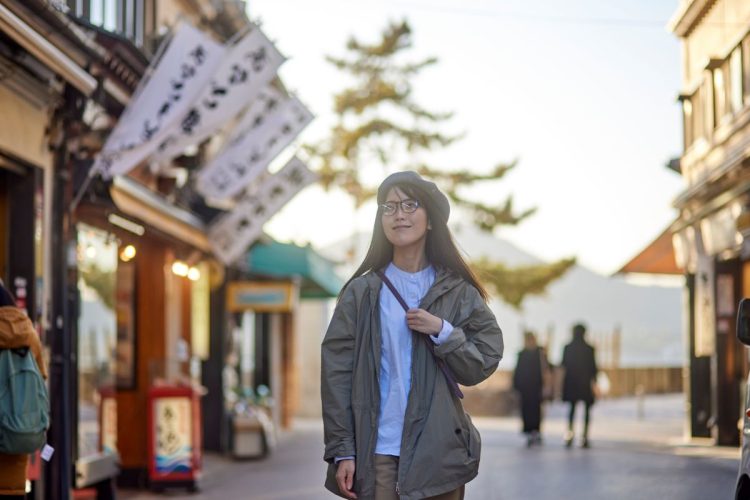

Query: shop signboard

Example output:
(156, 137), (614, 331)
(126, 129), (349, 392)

(147, 385), (202, 491)
(226, 281), (297, 313)
(153, 397), (192, 475)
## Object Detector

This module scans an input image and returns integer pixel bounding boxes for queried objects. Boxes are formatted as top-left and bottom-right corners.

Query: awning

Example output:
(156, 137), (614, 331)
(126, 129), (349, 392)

(247, 241), (343, 299)
(110, 176), (211, 252)
(0, 3), (96, 95)
(616, 224), (682, 275)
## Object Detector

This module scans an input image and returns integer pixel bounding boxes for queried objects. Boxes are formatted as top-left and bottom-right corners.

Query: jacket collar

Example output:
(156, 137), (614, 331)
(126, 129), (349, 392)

(364, 265), (463, 309)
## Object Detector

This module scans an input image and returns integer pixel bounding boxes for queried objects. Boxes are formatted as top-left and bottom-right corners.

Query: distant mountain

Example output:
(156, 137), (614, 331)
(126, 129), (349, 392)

(320, 223), (684, 369)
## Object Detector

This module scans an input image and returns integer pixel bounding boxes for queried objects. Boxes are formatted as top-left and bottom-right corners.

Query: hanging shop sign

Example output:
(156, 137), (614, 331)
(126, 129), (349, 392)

(195, 93), (313, 201)
(152, 25), (285, 163)
(208, 156), (317, 264)
(226, 281), (297, 312)
(694, 251), (716, 357)
(191, 262), (211, 360)
(94, 22), (225, 178)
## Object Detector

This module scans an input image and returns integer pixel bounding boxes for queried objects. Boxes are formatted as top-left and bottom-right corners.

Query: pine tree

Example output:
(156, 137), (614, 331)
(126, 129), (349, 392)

(307, 20), (575, 309)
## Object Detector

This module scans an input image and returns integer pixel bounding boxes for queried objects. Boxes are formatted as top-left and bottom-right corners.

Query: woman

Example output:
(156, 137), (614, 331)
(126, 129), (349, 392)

(321, 171), (503, 500)
(512, 331), (551, 447)
(561, 323), (597, 449)
(0, 283), (47, 498)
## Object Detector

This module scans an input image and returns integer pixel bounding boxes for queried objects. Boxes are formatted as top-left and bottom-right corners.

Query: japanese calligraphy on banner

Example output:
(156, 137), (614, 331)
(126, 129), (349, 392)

(195, 92), (313, 201)
(208, 157), (317, 264)
(94, 23), (225, 178)
(223, 85), (285, 147)
(152, 25), (285, 163)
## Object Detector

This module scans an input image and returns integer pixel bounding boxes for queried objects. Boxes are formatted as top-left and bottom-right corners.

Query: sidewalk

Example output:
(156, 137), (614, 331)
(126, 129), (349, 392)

(520, 393), (739, 460)
(118, 393), (739, 499)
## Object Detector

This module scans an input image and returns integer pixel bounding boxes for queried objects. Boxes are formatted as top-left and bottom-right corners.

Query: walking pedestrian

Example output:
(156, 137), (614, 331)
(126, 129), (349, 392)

(560, 323), (598, 448)
(0, 282), (48, 499)
(512, 331), (551, 447)
(321, 171), (504, 499)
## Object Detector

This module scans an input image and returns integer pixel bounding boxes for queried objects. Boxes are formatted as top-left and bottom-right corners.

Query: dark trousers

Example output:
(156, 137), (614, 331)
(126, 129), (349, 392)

(567, 400), (592, 437)
(520, 394), (542, 433)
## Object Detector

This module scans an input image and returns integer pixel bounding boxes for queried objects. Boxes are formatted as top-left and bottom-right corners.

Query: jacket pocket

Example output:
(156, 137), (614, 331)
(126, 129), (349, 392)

(464, 413), (481, 462)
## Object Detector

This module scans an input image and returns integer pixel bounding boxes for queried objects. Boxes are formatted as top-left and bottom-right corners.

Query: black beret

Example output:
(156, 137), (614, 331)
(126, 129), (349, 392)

(377, 171), (450, 222)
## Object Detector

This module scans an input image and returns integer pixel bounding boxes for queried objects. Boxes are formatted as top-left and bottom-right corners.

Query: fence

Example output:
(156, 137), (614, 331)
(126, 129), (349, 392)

(461, 366), (684, 417)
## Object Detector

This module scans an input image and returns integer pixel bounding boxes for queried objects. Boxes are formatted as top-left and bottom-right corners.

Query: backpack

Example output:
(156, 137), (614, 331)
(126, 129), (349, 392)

(0, 346), (49, 454)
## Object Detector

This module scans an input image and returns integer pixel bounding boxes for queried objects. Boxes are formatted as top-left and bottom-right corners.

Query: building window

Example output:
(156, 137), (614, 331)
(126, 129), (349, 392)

(683, 97), (694, 149)
(743, 35), (750, 105)
(729, 47), (743, 114)
(702, 75), (714, 138)
(76, 223), (118, 459)
(713, 65), (727, 124)
(67, 0), (148, 48)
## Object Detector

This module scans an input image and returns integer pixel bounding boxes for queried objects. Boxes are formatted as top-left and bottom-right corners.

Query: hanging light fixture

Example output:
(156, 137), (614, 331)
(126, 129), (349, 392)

(187, 267), (201, 281)
(171, 260), (189, 277)
(120, 244), (137, 262)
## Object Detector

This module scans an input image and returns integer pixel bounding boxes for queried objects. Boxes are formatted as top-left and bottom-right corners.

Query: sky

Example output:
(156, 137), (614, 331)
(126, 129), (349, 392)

(252, 0), (685, 276)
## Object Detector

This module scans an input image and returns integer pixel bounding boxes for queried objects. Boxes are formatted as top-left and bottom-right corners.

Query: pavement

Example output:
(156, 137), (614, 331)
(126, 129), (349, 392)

(118, 393), (740, 499)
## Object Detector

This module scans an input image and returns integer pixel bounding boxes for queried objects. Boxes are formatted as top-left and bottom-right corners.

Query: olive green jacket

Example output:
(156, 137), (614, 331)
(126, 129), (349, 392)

(321, 268), (503, 500)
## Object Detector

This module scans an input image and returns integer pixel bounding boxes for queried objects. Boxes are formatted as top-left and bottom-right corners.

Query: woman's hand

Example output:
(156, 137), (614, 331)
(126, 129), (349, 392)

(406, 308), (443, 335)
(336, 459), (357, 498)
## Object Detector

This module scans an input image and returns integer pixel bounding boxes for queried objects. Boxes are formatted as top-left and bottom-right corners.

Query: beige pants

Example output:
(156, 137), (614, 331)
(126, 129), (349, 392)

(373, 454), (465, 500)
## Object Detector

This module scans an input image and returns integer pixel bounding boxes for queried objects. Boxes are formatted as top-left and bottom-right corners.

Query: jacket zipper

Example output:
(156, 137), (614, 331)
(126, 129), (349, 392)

(396, 481), (400, 495)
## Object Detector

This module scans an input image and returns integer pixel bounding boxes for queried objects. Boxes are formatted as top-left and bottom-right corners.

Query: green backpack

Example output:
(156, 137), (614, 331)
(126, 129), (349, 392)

(0, 347), (49, 454)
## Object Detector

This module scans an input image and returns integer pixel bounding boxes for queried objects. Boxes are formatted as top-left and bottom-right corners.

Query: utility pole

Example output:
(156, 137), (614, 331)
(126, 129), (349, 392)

(46, 85), (84, 500)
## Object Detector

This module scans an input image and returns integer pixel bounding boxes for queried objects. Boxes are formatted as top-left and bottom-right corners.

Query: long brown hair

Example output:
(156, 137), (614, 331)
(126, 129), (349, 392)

(340, 182), (489, 302)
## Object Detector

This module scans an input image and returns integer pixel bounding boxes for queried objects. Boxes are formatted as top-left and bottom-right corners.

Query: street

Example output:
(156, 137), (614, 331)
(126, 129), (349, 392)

(119, 395), (739, 499)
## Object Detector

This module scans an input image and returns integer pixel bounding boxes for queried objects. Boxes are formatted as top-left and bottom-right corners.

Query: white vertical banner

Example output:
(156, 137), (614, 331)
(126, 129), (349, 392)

(94, 23), (225, 178)
(195, 93), (313, 201)
(222, 86), (285, 150)
(152, 25), (285, 163)
(208, 157), (317, 264)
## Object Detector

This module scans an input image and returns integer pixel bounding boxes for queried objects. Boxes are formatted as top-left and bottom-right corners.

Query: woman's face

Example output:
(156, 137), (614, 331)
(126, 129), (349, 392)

(381, 187), (429, 251)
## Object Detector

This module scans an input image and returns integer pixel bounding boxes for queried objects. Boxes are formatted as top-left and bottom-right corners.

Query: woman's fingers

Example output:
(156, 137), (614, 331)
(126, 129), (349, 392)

(336, 460), (358, 499)
(406, 308), (442, 335)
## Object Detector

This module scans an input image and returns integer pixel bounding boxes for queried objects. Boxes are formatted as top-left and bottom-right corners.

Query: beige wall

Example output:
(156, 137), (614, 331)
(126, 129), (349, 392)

(294, 300), (332, 419)
(0, 85), (52, 169)
(683, 0), (750, 87)
(156, 0), (212, 33)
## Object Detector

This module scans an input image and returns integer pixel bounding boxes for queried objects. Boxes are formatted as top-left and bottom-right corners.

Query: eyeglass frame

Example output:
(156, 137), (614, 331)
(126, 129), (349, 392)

(380, 199), (421, 216)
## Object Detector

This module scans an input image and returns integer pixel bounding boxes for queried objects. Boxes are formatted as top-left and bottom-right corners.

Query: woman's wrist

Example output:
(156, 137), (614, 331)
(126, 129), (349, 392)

(431, 319), (443, 337)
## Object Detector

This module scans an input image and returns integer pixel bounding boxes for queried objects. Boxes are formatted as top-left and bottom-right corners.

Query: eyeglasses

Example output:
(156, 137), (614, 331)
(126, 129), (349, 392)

(380, 199), (420, 216)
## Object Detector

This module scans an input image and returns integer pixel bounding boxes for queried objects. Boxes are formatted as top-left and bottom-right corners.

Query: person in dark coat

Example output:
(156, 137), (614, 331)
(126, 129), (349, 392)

(512, 331), (550, 447)
(561, 323), (598, 448)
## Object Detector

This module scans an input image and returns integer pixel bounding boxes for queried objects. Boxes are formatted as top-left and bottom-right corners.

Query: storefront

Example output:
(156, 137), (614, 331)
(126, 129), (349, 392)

(205, 240), (342, 455)
(0, 41), (57, 497)
(71, 175), (214, 488)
